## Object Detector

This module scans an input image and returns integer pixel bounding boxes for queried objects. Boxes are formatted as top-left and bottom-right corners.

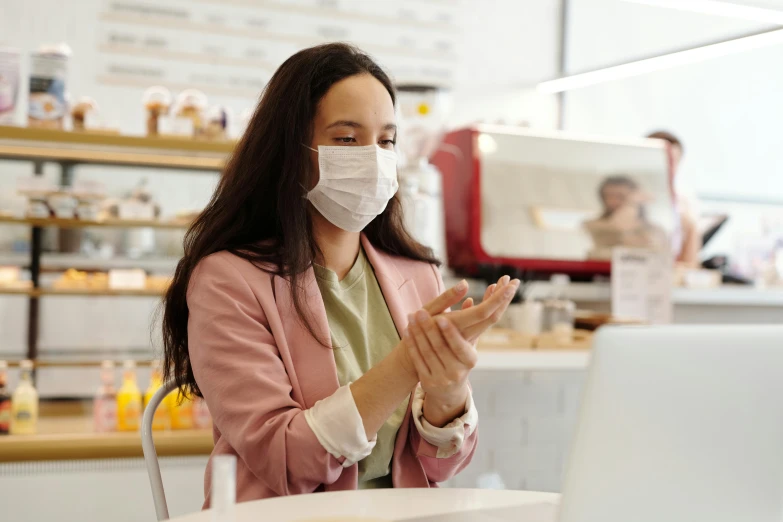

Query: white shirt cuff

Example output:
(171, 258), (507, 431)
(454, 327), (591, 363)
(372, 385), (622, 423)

(304, 384), (377, 467)
(411, 384), (479, 458)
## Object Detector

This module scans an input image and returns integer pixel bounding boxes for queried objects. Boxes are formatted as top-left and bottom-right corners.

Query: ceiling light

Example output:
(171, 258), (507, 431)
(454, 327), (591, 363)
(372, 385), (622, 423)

(621, 0), (783, 25)
(538, 28), (783, 93)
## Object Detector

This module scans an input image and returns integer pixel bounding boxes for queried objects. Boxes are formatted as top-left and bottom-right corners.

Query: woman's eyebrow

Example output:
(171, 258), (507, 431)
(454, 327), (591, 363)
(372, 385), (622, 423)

(327, 120), (362, 129)
(326, 121), (398, 131)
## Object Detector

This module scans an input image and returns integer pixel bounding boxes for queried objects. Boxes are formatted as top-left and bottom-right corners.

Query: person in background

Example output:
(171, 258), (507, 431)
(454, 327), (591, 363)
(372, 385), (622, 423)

(647, 131), (701, 267)
(583, 175), (668, 260)
(162, 43), (519, 505)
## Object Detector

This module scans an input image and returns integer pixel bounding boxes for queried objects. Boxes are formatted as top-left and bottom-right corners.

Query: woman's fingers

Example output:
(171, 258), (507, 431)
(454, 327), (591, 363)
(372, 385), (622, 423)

(448, 277), (519, 332)
(422, 279), (469, 316)
(436, 316), (477, 368)
(461, 297), (474, 310)
(403, 328), (431, 378)
(409, 310), (446, 374)
(483, 283), (497, 303)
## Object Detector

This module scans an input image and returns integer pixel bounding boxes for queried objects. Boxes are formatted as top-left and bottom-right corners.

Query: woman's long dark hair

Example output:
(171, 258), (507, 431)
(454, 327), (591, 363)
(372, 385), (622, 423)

(162, 43), (437, 397)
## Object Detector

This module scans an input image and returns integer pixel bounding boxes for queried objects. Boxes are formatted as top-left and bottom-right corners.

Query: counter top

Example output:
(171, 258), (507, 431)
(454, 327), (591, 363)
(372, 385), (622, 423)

(527, 282), (783, 307)
(476, 350), (590, 371)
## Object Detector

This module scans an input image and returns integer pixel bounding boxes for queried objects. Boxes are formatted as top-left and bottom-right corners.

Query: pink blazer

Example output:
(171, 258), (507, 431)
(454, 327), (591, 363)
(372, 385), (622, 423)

(187, 235), (478, 505)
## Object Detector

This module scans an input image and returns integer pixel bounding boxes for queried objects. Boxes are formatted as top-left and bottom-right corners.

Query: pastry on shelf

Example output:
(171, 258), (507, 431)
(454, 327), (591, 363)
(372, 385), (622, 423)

(53, 268), (89, 289)
(145, 275), (172, 292)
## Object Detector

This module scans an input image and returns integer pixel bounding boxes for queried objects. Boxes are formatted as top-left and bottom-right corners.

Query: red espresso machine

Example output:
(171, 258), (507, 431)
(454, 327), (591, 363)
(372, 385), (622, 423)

(430, 125), (673, 278)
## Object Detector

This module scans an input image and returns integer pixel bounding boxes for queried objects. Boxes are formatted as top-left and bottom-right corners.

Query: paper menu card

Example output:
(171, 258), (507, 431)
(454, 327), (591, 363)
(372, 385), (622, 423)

(611, 247), (673, 325)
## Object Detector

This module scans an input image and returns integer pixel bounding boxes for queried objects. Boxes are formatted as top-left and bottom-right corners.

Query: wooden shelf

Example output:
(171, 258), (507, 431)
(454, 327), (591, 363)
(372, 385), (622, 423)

(0, 215), (190, 229)
(0, 287), (165, 297)
(0, 429), (214, 462)
(0, 125), (234, 171)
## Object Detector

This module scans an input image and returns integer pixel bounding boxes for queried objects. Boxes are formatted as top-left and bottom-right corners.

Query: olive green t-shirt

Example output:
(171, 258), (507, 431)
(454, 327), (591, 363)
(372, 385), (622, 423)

(313, 248), (409, 489)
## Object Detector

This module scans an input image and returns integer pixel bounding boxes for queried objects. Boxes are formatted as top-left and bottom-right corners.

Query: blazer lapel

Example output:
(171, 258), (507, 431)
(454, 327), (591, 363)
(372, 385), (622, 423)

(273, 268), (340, 409)
(361, 235), (423, 337)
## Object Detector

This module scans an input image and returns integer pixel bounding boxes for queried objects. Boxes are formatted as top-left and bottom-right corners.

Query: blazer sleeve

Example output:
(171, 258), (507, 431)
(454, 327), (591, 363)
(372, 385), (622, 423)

(187, 254), (344, 496)
(411, 265), (479, 483)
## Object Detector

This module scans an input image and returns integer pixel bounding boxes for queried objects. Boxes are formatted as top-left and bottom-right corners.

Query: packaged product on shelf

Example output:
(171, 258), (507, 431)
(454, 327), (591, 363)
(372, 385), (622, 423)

(116, 360), (142, 432)
(142, 86), (172, 136)
(192, 397), (212, 430)
(71, 96), (98, 131)
(170, 390), (194, 430)
(11, 360), (38, 435)
(71, 180), (105, 221)
(93, 360), (117, 433)
(28, 44), (70, 130)
(47, 191), (78, 219)
(0, 361), (11, 435)
(173, 89), (208, 137)
(144, 362), (170, 431)
(204, 105), (229, 141)
(0, 48), (20, 125)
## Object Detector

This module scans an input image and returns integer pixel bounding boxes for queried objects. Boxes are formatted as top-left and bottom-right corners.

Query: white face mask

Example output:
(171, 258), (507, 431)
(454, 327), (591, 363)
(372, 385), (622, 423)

(305, 144), (399, 232)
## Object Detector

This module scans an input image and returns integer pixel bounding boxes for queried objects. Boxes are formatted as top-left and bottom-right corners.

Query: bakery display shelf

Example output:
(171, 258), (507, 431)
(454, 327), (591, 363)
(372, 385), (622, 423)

(0, 125), (234, 171)
(0, 215), (190, 230)
(0, 286), (165, 297)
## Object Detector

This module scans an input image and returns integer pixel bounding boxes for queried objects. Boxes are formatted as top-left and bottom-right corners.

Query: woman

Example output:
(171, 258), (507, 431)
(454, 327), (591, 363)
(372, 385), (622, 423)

(584, 175), (668, 260)
(162, 43), (519, 504)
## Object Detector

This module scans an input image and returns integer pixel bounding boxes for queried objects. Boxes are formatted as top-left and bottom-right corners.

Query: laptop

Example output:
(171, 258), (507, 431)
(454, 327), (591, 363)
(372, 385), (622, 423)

(558, 325), (783, 522)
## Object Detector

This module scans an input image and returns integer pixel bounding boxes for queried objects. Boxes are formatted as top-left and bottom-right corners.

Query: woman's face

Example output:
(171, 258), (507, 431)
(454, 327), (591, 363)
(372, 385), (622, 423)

(308, 73), (397, 188)
(601, 184), (634, 213)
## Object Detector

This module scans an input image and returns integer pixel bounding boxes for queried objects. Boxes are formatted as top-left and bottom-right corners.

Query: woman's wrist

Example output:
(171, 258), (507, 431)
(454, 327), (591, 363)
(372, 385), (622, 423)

(422, 382), (469, 428)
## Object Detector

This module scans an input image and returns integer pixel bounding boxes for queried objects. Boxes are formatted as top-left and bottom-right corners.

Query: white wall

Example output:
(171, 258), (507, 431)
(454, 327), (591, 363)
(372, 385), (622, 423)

(563, 0), (783, 202)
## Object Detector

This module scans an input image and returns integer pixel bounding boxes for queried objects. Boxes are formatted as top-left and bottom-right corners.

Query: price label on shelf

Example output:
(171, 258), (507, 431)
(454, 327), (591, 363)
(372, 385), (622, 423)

(611, 247), (673, 324)
(118, 201), (155, 221)
(108, 269), (146, 290)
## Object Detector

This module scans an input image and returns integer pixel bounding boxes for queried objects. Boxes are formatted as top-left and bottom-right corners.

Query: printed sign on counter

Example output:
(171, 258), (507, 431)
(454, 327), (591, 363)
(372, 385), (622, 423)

(611, 247), (673, 324)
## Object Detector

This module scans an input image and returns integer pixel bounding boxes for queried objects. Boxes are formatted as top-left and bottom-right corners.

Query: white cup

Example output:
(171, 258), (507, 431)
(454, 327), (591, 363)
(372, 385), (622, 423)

(507, 300), (543, 336)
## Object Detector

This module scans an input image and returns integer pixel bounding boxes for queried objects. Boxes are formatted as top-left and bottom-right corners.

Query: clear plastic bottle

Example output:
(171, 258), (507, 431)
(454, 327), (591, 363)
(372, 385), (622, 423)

(11, 360), (38, 435)
(116, 360), (142, 432)
(144, 363), (170, 431)
(542, 274), (576, 345)
(0, 361), (11, 435)
(93, 360), (117, 433)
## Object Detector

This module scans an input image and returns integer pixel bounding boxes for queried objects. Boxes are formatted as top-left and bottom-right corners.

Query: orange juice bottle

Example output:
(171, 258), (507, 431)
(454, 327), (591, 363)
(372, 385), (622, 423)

(144, 363), (169, 431)
(169, 390), (194, 430)
(116, 360), (142, 432)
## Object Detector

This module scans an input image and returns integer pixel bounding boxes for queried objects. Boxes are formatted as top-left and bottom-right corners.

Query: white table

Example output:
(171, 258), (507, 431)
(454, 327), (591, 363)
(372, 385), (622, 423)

(168, 488), (560, 521)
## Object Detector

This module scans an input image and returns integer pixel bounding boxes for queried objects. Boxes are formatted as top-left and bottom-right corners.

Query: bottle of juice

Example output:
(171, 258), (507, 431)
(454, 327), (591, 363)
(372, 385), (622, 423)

(144, 362), (169, 431)
(0, 361), (11, 435)
(169, 390), (194, 430)
(11, 360), (38, 435)
(116, 360), (142, 432)
(93, 360), (117, 433)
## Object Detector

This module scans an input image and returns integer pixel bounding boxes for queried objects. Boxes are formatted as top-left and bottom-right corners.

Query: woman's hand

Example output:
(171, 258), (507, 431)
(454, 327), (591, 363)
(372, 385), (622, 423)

(396, 276), (519, 377)
(438, 275), (520, 344)
(404, 309), (476, 427)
